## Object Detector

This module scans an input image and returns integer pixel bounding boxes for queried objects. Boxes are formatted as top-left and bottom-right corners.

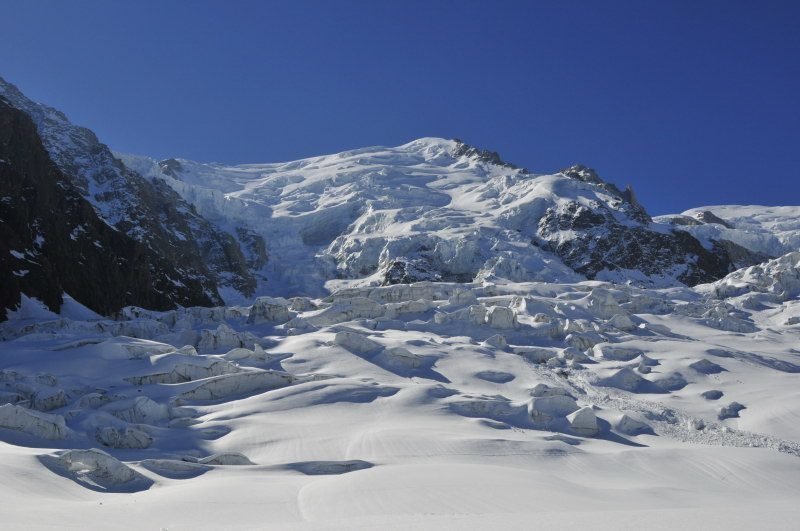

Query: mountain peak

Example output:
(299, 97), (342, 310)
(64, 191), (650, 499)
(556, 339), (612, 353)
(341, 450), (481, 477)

(561, 164), (604, 184)
(452, 138), (528, 172)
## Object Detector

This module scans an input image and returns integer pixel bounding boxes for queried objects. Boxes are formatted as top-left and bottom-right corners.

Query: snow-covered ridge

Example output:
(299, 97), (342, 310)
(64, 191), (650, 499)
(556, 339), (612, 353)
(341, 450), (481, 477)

(0, 76), (257, 302)
(120, 138), (725, 299)
(656, 205), (800, 258)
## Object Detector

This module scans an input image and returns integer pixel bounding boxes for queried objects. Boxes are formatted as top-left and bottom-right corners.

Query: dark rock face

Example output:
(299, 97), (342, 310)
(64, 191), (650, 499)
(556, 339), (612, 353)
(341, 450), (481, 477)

(453, 139), (529, 173)
(235, 227), (269, 271)
(538, 202), (732, 285)
(0, 98), (217, 319)
(711, 239), (772, 270)
(382, 258), (443, 285)
(537, 166), (737, 286)
(561, 165), (652, 224)
(664, 215), (704, 227)
(0, 77), (258, 305)
(694, 210), (733, 229)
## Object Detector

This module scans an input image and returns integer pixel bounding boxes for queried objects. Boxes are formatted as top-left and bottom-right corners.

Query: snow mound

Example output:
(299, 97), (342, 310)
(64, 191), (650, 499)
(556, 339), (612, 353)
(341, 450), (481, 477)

(592, 344), (643, 362)
(590, 367), (662, 393)
(39, 449), (151, 492)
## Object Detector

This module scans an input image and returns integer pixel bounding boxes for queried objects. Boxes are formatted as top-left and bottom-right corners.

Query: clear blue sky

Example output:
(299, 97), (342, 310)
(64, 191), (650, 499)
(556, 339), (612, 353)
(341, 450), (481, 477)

(2, 0), (799, 214)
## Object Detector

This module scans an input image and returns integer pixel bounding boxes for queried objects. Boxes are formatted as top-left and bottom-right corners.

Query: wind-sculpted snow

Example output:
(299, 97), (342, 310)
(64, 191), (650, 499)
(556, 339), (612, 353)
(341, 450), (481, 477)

(2, 278), (800, 527)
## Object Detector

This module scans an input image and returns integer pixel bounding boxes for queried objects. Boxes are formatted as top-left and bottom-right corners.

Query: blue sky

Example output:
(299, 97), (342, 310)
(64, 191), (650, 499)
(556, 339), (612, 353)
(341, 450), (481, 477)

(2, 0), (798, 214)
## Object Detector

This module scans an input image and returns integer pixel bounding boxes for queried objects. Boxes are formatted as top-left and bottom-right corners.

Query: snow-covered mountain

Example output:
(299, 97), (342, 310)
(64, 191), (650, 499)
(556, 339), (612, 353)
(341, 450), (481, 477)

(5, 75), (787, 319)
(120, 138), (740, 303)
(3, 76), (800, 528)
(656, 205), (800, 263)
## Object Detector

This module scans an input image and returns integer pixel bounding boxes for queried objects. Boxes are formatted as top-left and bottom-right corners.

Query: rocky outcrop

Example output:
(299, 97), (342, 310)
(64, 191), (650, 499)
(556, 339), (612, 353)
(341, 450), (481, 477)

(0, 77), (258, 314)
(537, 191), (733, 286)
(0, 97), (219, 319)
(452, 139), (528, 172)
(694, 210), (733, 228)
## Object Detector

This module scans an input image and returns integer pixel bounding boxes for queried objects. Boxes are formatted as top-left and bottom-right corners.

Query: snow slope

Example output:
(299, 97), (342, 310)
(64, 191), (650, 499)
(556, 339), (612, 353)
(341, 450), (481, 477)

(2, 277), (800, 529)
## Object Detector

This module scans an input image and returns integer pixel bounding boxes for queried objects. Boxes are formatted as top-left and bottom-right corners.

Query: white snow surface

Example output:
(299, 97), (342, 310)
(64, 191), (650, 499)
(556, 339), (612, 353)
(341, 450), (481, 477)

(2, 279), (800, 529)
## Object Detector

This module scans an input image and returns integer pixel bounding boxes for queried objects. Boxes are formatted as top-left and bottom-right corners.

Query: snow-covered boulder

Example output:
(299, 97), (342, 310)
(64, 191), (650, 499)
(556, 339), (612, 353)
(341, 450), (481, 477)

(334, 330), (383, 355)
(606, 313), (636, 331)
(484, 334), (508, 349)
(591, 367), (654, 393)
(653, 372), (688, 391)
(561, 347), (589, 362)
(197, 324), (256, 351)
(530, 383), (572, 398)
(514, 347), (557, 364)
(486, 306), (517, 329)
(174, 345), (199, 356)
(377, 347), (427, 369)
(702, 390), (724, 400)
(465, 304), (487, 326)
(584, 289), (626, 319)
(690, 359), (725, 375)
(104, 396), (171, 424)
(40, 449), (148, 491)
(719, 401), (746, 420)
(0, 404), (67, 439)
(247, 297), (293, 324)
(449, 288), (477, 306)
(96, 426), (153, 449)
(528, 395), (579, 425)
(140, 459), (210, 478)
(565, 332), (604, 350)
(566, 406), (599, 437)
(31, 388), (68, 412)
(614, 414), (652, 435)
(592, 344), (643, 362)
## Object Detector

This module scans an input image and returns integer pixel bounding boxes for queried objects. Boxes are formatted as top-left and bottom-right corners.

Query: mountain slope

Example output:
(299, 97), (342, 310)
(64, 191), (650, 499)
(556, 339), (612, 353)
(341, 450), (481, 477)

(122, 138), (737, 297)
(0, 77), (257, 306)
(656, 205), (800, 259)
(0, 97), (217, 319)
